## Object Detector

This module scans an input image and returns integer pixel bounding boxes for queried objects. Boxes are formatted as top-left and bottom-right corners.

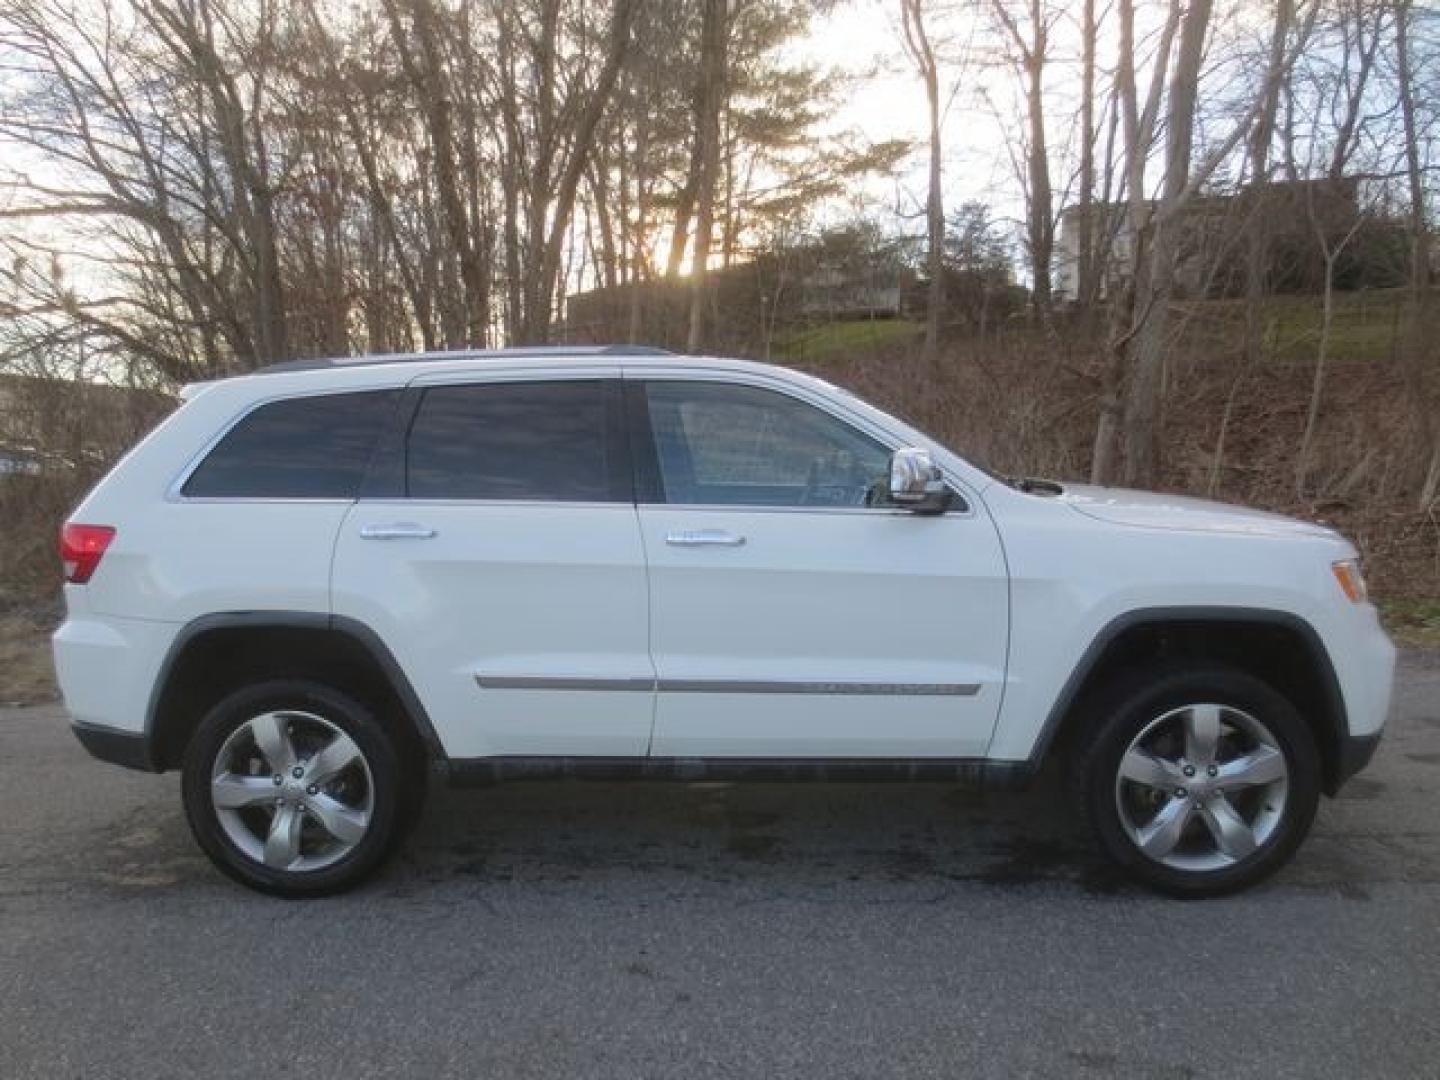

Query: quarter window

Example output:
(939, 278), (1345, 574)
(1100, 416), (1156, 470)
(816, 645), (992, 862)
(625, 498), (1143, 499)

(182, 390), (397, 499)
(406, 380), (613, 501)
(643, 382), (892, 507)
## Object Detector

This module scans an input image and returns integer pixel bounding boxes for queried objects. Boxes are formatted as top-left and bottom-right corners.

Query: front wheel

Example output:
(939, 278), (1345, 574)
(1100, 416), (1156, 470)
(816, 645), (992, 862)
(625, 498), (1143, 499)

(181, 680), (405, 896)
(1077, 665), (1320, 897)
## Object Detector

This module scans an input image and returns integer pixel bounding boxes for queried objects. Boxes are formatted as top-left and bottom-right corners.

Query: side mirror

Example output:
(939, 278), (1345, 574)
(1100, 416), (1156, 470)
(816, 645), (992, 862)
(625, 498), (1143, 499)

(888, 447), (954, 514)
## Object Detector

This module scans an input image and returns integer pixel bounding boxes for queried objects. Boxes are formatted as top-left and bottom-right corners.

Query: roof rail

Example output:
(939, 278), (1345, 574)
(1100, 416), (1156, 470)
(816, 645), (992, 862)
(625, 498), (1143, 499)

(256, 344), (674, 375)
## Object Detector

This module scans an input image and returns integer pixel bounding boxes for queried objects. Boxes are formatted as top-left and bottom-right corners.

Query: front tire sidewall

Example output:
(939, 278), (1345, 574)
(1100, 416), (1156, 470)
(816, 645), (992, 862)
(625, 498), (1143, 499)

(182, 680), (403, 897)
(1082, 666), (1321, 898)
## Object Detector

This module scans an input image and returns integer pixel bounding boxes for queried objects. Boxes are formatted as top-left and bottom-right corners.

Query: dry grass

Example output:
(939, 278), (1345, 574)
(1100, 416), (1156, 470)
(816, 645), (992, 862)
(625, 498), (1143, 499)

(0, 613), (58, 705)
(1378, 599), (1440, 649)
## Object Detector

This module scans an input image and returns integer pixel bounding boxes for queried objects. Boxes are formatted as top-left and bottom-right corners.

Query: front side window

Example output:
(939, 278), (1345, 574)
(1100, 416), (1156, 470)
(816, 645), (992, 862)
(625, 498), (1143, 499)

(183, 390), (397, 498)
(406, 380), (613, 501)
(643, 381), (891, 507)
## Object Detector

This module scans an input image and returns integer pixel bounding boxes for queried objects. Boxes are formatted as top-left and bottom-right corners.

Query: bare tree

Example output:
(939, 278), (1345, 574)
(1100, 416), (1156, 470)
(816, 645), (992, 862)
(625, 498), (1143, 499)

(381, 0), (490, 347)
(1392, 0), (1440, 508)
(1092, 0), (1317, 485)
(899, 0), (946, 361)
(989, 0), (1057, 313)
(687, 0), (728, 352)
(1090, 0), (1182, 484)
(1242, 0), (1294, 368)
(1294, 187), (1367, 495)
(0, 0), (295, 374)
(1075, 0), (1100, 307)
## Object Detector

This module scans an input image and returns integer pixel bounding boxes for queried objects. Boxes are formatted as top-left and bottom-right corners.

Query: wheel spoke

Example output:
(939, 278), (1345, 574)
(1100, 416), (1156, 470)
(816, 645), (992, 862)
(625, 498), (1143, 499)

(263, 804), (305, 869)
(307, 794), (369, 845)
(1215, 745), (1286, 790)
(307, 731), (362, 786)
(1198, 794), (1257, 860)
(1136, 797), (1195, 859)
(212, 773), (279, 809)
(1119, 748), (1183, 790)
(249, 713), (297, 774)
(1183, 705), (1222, 767)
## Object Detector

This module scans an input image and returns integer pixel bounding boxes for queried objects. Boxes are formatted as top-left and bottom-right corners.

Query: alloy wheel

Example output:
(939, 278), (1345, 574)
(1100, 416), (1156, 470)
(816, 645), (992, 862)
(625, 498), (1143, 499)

(209, 710), (374, 872)
(1113, 702), (1290, 872)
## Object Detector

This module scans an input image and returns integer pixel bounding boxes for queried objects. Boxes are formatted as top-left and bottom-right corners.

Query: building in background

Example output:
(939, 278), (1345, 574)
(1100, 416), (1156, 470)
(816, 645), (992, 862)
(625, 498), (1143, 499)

(1054, 178), (1402, 304)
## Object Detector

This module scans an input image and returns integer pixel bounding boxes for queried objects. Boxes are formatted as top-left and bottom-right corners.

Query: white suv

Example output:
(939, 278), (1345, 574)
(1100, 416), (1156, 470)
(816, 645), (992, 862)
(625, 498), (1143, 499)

(53, 346), (1395, 896)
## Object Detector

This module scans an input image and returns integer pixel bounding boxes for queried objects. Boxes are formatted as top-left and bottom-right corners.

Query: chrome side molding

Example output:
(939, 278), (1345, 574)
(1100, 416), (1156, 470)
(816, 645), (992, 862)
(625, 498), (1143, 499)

(476, 675), (980, 696)
(476, 675), (654, 692)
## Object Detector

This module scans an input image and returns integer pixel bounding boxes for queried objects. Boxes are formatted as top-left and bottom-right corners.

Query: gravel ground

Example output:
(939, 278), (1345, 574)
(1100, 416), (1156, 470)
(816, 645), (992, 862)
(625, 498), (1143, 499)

(2, 652), (1438, 1079)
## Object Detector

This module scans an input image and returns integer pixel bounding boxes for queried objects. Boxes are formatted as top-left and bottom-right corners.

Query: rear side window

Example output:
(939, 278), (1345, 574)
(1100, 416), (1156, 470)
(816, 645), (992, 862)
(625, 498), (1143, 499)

(406, 380), (613, 501)
(182, 390), (397, 498)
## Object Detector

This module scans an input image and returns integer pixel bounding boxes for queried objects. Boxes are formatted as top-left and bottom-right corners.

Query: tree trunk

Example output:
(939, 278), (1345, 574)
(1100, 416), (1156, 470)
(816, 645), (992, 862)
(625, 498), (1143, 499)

(1242, 0), (1290, 367)
(526, 0), (638, 344)
(1296, 251), (1339, 496)
(1076, 0), (1097, 306)
(383, 0), (488, 348)
(1394, 0), (1439, 507)
(1090, 0), (1145, 483)
(686, 0), (727, 353)
(900, 0), (945, 363)
(1120, 0), (1212, 486)
(1022, 0), (1052, 313)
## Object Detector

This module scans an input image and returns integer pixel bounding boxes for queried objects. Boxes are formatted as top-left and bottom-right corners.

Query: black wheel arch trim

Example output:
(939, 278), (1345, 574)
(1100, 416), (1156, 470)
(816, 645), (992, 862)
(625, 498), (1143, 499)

(72, 720), (161, 772)
(144, 611), (448, 769)
(1027, 605), (1352, 792)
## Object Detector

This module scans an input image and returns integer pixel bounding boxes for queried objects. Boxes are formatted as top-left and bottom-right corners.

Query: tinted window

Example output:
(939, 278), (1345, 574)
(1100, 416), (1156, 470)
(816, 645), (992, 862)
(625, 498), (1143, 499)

(644, 382), (891, 507)
(183, 390), (396, 498)
(407, 381), (612, 501)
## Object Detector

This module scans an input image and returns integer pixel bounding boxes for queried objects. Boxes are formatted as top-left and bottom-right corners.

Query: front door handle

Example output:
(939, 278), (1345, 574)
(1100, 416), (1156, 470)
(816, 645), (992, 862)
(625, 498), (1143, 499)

(359, 522), (437, 540)
(665, 529), (746, 547)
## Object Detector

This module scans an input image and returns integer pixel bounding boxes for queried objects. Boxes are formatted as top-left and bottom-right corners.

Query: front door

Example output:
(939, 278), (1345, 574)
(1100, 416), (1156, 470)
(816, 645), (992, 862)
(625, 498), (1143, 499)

(631, 378), (1009, 759)
(332, 373), (655, 760)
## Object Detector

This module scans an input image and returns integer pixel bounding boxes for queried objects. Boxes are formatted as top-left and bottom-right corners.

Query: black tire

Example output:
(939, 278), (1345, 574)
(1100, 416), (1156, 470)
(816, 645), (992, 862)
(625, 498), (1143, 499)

(1075, 663), (1321, 897)
(182, 679), (406, 897)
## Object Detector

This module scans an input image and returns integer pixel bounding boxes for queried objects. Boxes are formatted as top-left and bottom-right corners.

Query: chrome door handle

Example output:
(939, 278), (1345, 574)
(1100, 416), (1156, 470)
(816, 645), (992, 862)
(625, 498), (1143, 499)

(359, 522), (437, 540)
(665, 529), (746, 547)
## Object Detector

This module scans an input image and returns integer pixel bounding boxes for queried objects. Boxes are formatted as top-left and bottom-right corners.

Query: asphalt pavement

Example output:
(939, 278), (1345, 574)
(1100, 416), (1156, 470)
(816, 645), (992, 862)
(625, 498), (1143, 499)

(3, 652), (1439, 1079)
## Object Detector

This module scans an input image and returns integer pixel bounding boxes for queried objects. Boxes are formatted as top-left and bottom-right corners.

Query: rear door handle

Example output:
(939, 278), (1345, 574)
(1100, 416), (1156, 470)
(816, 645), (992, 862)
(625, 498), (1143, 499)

(359, 522), (437, 540)
(665, 529), (746, 547)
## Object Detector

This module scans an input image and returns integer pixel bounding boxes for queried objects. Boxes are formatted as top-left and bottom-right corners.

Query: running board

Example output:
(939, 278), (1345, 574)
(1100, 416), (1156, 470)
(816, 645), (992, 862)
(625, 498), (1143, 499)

(444, 756), (1034, 788)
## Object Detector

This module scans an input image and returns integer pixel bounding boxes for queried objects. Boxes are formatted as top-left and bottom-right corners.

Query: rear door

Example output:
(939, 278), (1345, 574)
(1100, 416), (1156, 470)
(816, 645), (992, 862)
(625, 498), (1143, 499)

(630, 375), (1009, 759)
(331, 371), (655, 760)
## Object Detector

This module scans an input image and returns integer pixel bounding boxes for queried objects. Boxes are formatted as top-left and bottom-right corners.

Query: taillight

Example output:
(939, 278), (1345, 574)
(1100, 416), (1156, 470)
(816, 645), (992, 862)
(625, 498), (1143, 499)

(60, 524), (115, 584)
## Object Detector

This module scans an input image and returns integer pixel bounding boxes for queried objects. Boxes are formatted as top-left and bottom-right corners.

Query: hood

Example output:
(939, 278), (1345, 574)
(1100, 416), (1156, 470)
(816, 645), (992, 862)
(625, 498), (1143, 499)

(1059, 484), (1339, 540)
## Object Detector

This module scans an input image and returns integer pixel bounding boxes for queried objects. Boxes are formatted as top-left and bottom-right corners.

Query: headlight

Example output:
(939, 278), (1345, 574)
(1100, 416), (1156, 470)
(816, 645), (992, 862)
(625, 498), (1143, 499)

(1331, 559), (1368, 604)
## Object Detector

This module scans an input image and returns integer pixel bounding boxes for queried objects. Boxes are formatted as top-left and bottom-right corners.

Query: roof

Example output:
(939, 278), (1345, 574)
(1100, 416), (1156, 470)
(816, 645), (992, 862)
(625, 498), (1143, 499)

(256, 344), (672, 375)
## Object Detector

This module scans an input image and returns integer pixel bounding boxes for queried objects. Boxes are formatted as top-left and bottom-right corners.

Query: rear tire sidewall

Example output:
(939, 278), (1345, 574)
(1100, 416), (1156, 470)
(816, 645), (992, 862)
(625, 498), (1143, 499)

(1080, 665), (1321, 897)
(182, 679), (403, 897)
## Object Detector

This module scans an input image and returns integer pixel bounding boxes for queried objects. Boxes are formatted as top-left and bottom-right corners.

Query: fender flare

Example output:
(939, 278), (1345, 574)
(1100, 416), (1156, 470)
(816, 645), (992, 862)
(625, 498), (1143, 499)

(1026, 605), (1348, 780)
(145, 611), (447, 764)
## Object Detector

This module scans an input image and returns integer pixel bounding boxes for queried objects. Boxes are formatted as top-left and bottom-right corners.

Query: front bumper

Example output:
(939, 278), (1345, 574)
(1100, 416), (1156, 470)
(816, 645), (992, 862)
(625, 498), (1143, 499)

(1330, 731), (1382, 794)
(71, 721), (160, 772)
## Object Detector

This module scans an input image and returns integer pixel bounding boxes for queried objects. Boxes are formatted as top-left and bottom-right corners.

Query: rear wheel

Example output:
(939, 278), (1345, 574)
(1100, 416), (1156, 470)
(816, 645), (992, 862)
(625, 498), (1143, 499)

(182, 680), (405, 896)
(1077, 665), (1320, 897)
